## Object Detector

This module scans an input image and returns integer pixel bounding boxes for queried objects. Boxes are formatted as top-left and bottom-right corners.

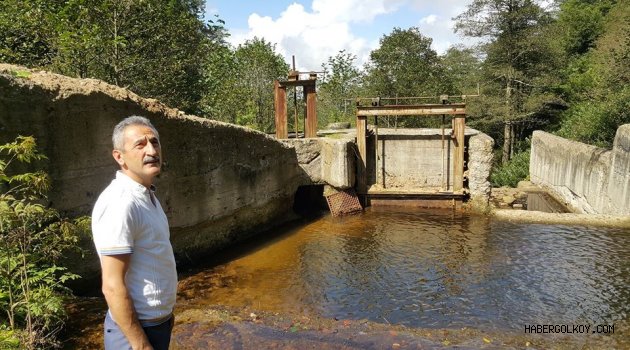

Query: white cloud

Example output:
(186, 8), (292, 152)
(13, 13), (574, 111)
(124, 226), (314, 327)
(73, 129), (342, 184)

(412, 0), (477, 54)
(417, 15), (458, 54)
(206, 6), (218, 15)
(229, 0), (404, 71)
(229, 0), (476, 70)
(420, 14), (438, 25)
(311, 0), (404, 23)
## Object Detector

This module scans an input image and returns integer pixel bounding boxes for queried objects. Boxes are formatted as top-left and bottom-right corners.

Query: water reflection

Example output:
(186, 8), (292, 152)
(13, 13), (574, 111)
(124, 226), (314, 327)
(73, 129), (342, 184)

(181, 207), (630, 331)
(526, 192), (569, 213)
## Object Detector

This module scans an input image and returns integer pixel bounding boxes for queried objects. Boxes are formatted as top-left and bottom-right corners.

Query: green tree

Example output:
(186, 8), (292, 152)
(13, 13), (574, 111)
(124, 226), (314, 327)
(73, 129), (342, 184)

(0, 0), (61, 68)
(1, 0), (218, 115)
(0, 136), (87, 349)
(318, 50), (363, 127)
(232, 38), (289, 132)
(363, 27), (454, 128)
(364, 27), (453, 99)
(555, 0), (614, 57)
(557, 0), (629, 147)
(440, 45), (508, 138)
(54, 0), (212, 113)
(199, 16), (239, 122)
(441, 45), (483, 97)
(455, 0), (556, 163)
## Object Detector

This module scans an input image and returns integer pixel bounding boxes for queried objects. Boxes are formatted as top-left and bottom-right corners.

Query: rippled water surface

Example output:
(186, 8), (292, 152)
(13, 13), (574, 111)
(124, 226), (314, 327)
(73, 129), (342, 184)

(180, 207), (630, 331)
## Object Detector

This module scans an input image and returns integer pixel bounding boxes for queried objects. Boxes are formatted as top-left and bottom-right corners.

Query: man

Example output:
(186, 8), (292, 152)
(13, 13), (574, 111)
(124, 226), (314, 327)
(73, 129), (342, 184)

(92, 116), (177, 350)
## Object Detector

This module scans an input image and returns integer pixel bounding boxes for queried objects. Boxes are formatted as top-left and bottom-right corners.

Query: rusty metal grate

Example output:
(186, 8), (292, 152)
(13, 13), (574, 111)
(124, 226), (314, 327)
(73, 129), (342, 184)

(325, 189), (363, 217)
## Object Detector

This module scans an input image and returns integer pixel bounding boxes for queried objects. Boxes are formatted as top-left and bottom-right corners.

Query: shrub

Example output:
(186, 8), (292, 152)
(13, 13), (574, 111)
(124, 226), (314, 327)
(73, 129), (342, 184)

(0, 136), (88, 349)
(491, 150), (530, 187)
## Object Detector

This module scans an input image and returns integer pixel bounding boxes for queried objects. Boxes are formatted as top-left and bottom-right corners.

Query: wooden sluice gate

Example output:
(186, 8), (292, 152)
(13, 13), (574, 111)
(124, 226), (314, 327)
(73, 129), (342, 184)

(274, 56), (319, 140)
(273, 59), (362, 217)
(272, 61), (470, 212)
(355, 97), (468, 209)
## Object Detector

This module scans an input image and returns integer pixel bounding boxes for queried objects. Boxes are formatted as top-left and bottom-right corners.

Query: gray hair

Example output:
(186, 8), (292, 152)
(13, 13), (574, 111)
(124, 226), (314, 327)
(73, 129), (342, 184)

(112, 116), (159, 150)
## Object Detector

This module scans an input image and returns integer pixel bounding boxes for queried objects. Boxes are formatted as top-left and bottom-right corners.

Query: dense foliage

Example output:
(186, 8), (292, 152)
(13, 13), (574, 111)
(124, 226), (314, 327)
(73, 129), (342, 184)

(318, 50), (362, 128)
(491, 150), (531, 187)
(0, 137), (88, 349)
(1, 0), (627, 181)
(231, 38), (289, 132)
(0, 0), (221, 114)
(554, 0), (629, 148)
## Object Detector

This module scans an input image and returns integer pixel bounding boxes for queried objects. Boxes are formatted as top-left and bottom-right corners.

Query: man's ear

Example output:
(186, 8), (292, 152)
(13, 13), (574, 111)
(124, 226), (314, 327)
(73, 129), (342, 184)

(112, 149), (125, 167)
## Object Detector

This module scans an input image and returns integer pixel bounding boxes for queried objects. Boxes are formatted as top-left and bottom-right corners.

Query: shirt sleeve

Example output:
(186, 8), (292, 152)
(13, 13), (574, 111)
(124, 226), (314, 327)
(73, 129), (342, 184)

(92, 198), (136, 256)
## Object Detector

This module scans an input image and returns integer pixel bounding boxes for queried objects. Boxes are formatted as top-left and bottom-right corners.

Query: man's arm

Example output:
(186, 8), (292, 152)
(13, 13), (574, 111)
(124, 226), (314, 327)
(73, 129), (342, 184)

(101, 254), (153, 350)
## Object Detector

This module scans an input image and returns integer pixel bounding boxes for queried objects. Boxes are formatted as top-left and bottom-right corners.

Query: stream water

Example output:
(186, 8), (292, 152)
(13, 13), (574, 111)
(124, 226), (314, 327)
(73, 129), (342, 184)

(179, 207), (629, 331)
(66, 207), (630, 348)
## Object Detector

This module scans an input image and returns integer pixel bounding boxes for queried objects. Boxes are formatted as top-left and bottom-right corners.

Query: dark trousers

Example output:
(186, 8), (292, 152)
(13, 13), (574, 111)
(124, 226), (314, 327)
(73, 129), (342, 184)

(104, 312), (174, 350)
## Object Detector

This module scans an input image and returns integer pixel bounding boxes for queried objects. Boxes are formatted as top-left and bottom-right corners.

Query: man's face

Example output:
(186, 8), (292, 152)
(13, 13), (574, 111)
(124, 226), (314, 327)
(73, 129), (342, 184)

(113, 124), (162, 187)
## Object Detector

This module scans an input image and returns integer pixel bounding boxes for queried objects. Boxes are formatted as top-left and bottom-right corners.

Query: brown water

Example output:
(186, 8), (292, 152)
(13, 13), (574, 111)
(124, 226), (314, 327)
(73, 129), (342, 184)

(179, 207), (630, 332)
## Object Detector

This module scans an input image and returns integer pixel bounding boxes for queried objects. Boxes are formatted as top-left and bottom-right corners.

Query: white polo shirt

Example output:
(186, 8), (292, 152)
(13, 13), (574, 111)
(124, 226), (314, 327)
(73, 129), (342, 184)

(92, 171), (177, 323)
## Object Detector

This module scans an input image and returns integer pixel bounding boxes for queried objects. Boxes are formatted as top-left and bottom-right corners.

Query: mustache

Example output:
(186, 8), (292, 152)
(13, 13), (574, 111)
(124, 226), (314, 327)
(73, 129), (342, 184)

(143, 155), (160, 164)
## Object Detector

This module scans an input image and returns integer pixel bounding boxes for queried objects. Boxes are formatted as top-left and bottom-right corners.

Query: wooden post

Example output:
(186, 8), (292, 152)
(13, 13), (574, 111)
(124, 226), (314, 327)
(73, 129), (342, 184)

(453, 116), (465, 192)
(356, 115), (368, 195)
(274, 80), (287, 139)
(304, 85), (317, 138)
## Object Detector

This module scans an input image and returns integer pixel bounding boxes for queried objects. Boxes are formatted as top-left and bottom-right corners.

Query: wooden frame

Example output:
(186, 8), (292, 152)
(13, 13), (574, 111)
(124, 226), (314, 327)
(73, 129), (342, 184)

(274, 79), (318, 139)
(356, 104), (466, 195)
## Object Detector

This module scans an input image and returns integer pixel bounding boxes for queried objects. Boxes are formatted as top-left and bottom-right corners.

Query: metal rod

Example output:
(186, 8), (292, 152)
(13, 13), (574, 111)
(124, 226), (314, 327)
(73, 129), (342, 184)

(441, 114), (445, 191)
(356, 96), (437, 101)
(356, 104), (466, 116)
(375, 116), (381, 188)
(292, 56), (298, 138)
(394, 94), (398, 130)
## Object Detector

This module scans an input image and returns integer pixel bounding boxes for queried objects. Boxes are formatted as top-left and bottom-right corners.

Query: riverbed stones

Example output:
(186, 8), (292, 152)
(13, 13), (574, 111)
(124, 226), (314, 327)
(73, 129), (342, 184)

(502, 195), (516, 205)
(516, 180), (541, 192)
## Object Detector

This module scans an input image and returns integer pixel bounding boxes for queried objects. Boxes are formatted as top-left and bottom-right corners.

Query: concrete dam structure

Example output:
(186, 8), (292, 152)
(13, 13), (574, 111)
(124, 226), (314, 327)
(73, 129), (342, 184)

(0, 64), (494, 284)
(530, 126), (630, 215)
(314, 127), (494, 209)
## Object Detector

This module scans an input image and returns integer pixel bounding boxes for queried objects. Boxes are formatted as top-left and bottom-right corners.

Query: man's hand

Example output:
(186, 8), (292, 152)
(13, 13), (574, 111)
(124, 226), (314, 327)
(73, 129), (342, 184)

(101, 254), (153, 350)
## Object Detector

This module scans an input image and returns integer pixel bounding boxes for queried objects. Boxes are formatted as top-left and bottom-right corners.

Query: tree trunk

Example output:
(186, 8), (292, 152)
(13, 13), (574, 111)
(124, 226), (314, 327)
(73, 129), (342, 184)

(502, 73), (513, 165)
(502, 121), (511, 164)
(510, 122), (515, 158)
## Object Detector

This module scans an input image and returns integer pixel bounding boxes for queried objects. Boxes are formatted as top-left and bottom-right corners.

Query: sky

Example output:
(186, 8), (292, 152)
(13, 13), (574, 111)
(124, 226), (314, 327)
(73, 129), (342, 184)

(204, 0), (476, 71)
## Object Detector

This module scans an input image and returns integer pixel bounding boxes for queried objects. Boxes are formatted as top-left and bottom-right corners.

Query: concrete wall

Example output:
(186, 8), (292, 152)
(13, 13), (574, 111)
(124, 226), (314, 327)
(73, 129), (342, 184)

(530, 126), (630, 215)
(281, 138), (355, 189)
(0, 65), (304, 282)
(468, 133), (494, 208)
(370, 129), (456, 190)
(609, 124), (630, 214)
(366, 128), (489, 193)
